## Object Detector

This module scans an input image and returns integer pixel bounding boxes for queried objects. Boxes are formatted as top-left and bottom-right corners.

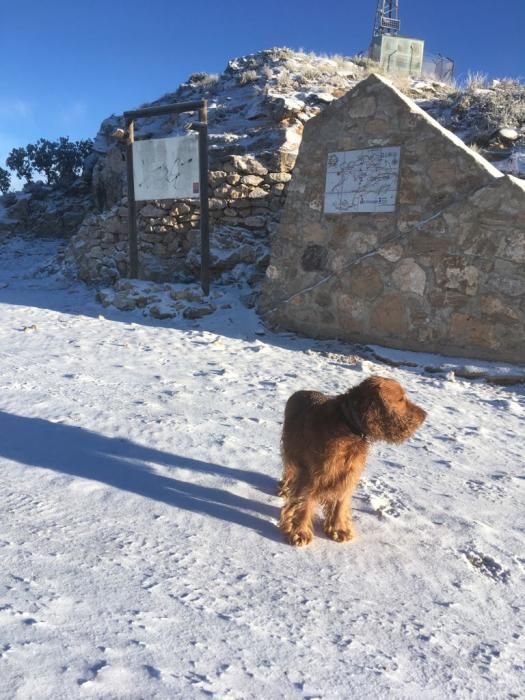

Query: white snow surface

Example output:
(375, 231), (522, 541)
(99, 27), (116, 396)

(0, 236), (524, 700)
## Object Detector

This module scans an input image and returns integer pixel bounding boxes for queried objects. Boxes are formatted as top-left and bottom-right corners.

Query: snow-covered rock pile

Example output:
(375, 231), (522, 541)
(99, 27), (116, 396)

(92, 219), (271, 319)
(422, 77), (525, 177)
(0, 179), (93, 238)
(90, 46), (366, 212)
(96, 279), (220, 320)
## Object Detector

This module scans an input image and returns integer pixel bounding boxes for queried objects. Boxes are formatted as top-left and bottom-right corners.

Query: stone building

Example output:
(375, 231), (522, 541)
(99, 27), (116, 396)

(259, 74), (525, 363)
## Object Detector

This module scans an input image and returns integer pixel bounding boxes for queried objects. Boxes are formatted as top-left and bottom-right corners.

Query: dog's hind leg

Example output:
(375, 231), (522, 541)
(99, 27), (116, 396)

(279, 493), (316, 547)
(277, 458), (299, 498)
(276, 479), (288, 497)
(323, 494), (355, 543)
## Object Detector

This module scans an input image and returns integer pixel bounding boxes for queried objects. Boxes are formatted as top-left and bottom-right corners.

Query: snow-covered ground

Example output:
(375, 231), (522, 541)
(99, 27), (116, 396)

(0, 235), (524, 700)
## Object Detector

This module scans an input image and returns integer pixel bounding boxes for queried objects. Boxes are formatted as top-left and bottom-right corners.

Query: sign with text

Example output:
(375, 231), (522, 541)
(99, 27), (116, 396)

(132, 133), (200, 201)
(324, 146), (401, 214)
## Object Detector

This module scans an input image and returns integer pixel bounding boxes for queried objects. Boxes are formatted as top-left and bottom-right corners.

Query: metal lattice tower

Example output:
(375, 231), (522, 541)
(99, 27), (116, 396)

(372, 0), (401, 42)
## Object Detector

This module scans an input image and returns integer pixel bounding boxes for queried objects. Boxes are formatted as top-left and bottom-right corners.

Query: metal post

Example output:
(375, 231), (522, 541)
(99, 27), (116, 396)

(198, 101), (210, 296)
(125, 119), (139, 278)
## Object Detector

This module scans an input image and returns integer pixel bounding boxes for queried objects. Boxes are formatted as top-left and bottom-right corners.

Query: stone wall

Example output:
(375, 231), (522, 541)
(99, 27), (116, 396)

(259, 74), (525, 364)
(66, 152), (294, 285)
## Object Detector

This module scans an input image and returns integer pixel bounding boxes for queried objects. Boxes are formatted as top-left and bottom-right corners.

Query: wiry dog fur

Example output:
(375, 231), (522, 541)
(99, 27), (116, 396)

(278, 375), (426, 546)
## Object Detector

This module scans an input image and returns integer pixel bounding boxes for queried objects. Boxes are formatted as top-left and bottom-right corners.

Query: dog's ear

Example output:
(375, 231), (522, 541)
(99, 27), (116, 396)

(355, 376), (426, 443)
(352, 375), (387, 409)
(356, 375), (407, 414)
(349, 376), (385, 440)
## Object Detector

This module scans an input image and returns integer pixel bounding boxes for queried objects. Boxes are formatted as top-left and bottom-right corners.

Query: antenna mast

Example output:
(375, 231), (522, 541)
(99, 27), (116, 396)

(372, 0), (401, 43)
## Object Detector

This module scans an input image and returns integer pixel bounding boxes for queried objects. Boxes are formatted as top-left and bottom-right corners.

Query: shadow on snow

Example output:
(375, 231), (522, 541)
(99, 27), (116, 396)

(0, 410), (281, 542)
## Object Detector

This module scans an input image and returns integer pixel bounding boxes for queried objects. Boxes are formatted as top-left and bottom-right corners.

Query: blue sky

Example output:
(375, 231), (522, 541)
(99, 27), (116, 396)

(1, 0), (524, 174)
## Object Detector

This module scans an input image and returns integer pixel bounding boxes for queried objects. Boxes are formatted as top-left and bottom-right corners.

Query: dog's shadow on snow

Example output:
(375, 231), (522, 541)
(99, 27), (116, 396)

(0, 410), (281, 542)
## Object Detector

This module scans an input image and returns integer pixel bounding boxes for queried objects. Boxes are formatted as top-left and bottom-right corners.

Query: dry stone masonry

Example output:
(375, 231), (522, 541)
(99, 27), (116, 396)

(66, 152), (292, 286)
(259, 74), (525, 363)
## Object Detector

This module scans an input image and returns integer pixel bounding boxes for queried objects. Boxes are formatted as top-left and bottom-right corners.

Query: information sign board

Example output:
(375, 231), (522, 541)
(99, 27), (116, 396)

(132, 133), (200, 201)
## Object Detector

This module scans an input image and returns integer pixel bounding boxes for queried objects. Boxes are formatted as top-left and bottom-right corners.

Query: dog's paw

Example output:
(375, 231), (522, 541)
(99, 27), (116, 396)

(289, 530), (313, 547)
(325, 526), (355, 543)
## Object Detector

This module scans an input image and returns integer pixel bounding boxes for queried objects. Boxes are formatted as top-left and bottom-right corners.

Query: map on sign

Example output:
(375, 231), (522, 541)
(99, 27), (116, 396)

(133, 133), (200, 201)
(324, 146), (401, 214)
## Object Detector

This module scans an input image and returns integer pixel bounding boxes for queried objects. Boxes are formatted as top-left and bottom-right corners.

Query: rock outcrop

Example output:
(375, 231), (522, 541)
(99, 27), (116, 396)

(0, 180), (93, 238)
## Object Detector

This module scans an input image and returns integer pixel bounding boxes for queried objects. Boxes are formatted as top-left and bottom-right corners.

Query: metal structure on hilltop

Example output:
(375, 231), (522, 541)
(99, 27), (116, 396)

(371, 0), (401, 43)
(369, 0), (425, 78)
(369, 0), (454, 80)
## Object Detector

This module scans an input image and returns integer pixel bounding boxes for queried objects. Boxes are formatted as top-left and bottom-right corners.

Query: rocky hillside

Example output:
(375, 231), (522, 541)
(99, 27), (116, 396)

(1, 48), (524, 317)
(89, 49), (525, 207)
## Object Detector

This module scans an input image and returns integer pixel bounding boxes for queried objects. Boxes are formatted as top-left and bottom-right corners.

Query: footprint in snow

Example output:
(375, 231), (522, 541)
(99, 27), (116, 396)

(481, 398), (514, 410)
(470, 641), (502, 672)
(383, 459), (405, 470)
(77, 659), (108, 685)
(259, 380), (277, 388)
(465, 479), (486, 493)
(143, 664), (161, 679)
(463, 548), (511, 583)
(435, 458), (453, 468)
(465, 479), (505, 499)
(489, 471), (510, 482)
(359, 477), (407, 519)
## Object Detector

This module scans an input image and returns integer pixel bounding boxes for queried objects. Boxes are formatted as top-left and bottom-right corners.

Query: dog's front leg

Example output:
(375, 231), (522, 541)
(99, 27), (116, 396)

(323, 494), (355, 542)
(279, 495), (316, 547)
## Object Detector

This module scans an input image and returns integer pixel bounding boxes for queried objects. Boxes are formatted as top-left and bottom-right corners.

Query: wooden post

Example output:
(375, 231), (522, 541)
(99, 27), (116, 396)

(122, 99), (209, 289)
(198, 101), (210, 296)
(125, 118), (139, 278)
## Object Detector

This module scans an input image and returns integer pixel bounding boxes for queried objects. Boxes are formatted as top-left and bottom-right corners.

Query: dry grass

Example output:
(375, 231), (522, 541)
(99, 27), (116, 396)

(264, 47), (294, 61)
(465, 71), (489, 92)
(275, 69), (296, 90)
(238, 69), (258, 85)
(261, 64), (273, 80)
(300, 66), (324, 81)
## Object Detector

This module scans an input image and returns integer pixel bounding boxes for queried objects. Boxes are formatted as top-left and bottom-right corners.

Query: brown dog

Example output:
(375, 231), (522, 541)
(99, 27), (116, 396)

(278, 375), (426, 546)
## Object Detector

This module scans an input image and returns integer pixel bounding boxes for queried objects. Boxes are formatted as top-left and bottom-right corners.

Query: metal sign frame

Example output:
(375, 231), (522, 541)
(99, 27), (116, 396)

(123, 99), (210, 295)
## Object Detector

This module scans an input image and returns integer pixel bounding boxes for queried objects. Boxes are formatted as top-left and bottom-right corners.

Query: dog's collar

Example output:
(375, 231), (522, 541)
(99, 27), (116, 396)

(340, 398), (367, 439)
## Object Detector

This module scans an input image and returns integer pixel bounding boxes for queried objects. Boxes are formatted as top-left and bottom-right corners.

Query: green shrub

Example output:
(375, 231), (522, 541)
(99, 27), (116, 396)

(6, 147), (33, 183)
(0, 167), (10, 194)
(6, 137), (93, 186)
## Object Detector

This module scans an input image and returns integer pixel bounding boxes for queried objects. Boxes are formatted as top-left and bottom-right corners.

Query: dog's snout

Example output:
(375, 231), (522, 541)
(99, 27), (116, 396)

(410, 402), (427, 426)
